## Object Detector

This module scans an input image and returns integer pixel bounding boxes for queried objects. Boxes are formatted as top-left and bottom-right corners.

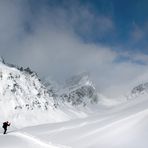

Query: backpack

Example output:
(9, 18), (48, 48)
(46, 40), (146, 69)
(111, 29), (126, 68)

(2, 123), (5, 128)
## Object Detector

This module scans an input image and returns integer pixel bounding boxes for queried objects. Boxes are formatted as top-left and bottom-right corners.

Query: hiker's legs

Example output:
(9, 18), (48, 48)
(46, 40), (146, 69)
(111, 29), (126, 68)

(3, 128), (7, 134)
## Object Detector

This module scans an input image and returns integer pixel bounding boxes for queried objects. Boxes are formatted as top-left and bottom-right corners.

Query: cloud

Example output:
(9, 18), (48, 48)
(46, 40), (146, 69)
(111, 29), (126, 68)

(17, 26), (117, 80)
(0, 0), (148, 98)
(0, 0), (29, 60)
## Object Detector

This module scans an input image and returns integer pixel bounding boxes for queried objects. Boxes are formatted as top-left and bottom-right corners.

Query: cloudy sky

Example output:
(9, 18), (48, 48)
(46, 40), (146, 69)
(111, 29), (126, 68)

(0, 0), (148, 97)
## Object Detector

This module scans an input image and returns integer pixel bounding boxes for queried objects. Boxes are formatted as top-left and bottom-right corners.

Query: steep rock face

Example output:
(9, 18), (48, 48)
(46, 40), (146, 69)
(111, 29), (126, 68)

(131, 83), (148, 94)
(59, 73), (98, 106)
(0, 61), (55, 112)
(128, 82), (148, 99)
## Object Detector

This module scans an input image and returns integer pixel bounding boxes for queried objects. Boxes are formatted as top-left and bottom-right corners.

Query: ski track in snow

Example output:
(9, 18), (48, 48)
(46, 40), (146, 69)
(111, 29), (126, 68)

(81, 107), (148, 138)
(27, 97), (148, 136)
(9, 132), (70, 148)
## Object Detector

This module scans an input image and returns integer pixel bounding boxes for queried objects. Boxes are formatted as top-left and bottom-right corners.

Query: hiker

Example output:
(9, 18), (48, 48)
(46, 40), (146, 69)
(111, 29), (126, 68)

(2, 121), (10, 134)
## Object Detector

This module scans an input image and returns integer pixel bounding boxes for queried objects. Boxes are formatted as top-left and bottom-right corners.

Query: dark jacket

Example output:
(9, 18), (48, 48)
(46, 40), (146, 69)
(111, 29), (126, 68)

(3, 122), (10, 129)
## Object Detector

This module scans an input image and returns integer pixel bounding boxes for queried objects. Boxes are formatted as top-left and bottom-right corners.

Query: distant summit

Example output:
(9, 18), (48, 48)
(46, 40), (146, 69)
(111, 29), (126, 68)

(59, 73), (98, 106)
(128, 83), (148, 99)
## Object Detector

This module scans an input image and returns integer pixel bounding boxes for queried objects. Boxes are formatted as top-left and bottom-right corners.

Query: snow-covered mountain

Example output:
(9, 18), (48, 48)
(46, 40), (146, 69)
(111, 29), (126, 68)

(0, 59), (66, 127)
(128, 82), (148, 99)
(0, 60), (101, 128)
(58, 73), (98, 107)
(0, 63), (54, 111)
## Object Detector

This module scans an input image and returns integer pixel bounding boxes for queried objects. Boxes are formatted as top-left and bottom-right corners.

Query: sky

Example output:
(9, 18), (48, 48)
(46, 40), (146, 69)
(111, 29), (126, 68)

(0, 0), (148, 97)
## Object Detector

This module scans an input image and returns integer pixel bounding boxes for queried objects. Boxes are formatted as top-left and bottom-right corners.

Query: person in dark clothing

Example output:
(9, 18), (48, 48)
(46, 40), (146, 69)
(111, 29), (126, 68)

(2, 121), (10, 134)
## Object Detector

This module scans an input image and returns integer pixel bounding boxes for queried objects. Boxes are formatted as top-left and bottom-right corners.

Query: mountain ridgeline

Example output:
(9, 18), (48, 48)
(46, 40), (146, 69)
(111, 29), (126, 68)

(0, 59), (99, 112)
(59, 73), (98, 106)
(0, 60), (55, 111)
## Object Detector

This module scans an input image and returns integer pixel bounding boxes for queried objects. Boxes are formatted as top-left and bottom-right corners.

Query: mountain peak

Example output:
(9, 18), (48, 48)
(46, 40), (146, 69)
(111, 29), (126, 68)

(58, 72), (98, 106)
(0, 56), (5, 64)
(65, 72), (94, 88)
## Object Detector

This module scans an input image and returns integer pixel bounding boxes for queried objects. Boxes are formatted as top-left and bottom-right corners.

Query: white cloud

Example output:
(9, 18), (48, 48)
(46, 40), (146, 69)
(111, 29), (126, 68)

(131, 53), (148, 64)
(0, 0), (148, 98)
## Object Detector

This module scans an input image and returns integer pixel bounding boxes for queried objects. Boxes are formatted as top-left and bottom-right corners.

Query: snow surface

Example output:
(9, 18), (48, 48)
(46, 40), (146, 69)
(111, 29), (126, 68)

(1, 94), (148, 148)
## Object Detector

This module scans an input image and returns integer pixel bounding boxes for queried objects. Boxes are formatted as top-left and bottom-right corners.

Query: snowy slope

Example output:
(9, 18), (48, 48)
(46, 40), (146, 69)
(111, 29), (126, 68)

(0, 61), (65, 127)
(1, 95), (148, 148)
(0, 61), (92, 128)
(23, 96), (148, 148)
(0, 60), (113, 128)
